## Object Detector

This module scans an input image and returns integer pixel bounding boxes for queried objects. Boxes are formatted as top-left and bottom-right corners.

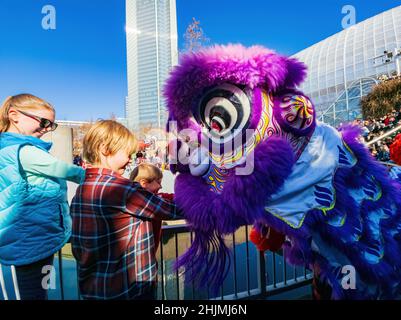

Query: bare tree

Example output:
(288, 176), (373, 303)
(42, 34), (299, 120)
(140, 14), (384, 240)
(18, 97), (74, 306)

(184, 17), (209, 52)
(72, 122), (93, 156)
(109, 112), (117, 120)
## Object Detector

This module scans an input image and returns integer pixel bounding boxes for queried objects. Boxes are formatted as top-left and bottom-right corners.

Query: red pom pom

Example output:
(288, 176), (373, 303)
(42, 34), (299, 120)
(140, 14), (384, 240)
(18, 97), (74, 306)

(390, 134), (401, 166)
(249, 226), (285, 252)
(249, 227), (263, 246)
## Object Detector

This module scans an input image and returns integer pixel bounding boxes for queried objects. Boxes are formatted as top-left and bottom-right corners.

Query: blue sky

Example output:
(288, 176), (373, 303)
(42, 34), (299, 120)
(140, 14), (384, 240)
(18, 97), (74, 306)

(0, 0), (400, 121)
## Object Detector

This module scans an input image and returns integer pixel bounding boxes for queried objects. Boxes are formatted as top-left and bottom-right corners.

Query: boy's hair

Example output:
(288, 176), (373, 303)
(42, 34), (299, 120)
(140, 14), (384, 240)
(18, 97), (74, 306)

(0, 94), (54, 133)
(130, 163), (163, 183)
(83, 120), (137, 165)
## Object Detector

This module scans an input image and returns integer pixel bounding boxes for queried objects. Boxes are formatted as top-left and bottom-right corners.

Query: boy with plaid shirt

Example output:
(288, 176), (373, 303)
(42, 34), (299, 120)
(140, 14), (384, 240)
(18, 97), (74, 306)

(70, 120), (183, 300)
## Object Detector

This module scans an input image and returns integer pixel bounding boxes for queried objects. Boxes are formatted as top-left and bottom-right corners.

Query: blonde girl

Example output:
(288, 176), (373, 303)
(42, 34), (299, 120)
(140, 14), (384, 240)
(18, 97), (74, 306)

(0, 94), (84, 300)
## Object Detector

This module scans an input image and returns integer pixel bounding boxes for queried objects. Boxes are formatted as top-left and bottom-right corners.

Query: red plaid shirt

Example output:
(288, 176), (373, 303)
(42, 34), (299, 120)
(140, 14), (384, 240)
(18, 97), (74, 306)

(70, 168), (182, 300)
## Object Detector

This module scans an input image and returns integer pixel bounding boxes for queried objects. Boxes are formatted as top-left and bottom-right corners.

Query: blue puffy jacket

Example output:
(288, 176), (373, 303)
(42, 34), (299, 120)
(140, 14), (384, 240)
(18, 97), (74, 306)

(0, 132), (71, 266)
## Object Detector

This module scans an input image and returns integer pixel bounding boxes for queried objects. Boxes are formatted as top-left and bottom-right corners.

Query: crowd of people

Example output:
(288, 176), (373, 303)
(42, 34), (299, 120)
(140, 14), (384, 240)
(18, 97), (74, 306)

(73, 140), (168, 174)
(134, 149), (165, 168)
(352, 107), (401, 162)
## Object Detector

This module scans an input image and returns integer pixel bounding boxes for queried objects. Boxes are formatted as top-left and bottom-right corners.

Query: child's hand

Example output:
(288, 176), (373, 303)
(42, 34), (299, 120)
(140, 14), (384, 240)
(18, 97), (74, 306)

(249, 224), (285, 252)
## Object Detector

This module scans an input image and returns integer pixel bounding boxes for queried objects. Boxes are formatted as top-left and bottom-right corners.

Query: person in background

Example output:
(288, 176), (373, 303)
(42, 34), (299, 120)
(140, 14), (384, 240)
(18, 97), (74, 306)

(73, 154), (83, 166)
(129, 163), (175, 253)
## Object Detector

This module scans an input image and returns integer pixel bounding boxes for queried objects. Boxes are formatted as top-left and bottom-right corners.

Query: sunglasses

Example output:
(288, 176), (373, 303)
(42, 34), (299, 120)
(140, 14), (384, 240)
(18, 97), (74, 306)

(17, 110), (58, 131)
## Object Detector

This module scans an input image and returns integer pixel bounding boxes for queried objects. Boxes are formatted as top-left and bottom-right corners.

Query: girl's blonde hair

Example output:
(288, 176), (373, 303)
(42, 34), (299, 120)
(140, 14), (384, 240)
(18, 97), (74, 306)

(0, 94), (55, 133)
(83, 120), (137, 165)
(130, 163), (163, 183)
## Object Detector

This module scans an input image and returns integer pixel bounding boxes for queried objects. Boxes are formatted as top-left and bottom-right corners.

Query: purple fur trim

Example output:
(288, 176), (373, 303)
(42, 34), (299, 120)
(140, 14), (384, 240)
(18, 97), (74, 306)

(174, 136), (295, 289)
(164, 44), (307, 127)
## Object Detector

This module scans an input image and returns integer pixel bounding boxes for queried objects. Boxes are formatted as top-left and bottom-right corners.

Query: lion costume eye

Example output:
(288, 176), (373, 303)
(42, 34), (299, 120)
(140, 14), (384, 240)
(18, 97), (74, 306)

(195, 83), (252, 141)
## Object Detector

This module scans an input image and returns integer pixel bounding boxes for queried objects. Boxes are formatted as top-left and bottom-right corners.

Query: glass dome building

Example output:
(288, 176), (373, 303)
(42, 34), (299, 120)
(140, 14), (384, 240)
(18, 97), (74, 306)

(292, 5), (401, 126)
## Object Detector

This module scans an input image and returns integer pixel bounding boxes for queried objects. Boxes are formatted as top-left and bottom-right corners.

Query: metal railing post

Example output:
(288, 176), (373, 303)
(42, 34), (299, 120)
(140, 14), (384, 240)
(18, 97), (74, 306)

(58, 250), (65, 300)
(0, 264), (9, 300)
(272, 253), (277, 288)
(244, 226), (251, 296)
(10, 265), (20, 300)
(190, 231), (195, 300)
(283, 253), (287, 286)
(76, 263), (81, 300)
(257, 250), (266, 297)
(174, 233), (180, 300)
(159, 238), (165, 300)
(232, 232), (238, 298)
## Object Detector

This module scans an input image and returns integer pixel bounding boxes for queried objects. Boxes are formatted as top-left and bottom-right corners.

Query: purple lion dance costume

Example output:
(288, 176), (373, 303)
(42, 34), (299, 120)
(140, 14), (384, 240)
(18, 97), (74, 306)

(164, 44), (401, 299)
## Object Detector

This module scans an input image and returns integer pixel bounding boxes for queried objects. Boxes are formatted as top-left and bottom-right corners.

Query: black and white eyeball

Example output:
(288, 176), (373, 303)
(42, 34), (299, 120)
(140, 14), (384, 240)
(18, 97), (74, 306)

(194, 83), (252, 143)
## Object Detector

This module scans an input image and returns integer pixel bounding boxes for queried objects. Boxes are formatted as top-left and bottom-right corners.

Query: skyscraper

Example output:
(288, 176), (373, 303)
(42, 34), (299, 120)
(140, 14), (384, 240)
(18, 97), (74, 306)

(126, 0), (178, 130)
